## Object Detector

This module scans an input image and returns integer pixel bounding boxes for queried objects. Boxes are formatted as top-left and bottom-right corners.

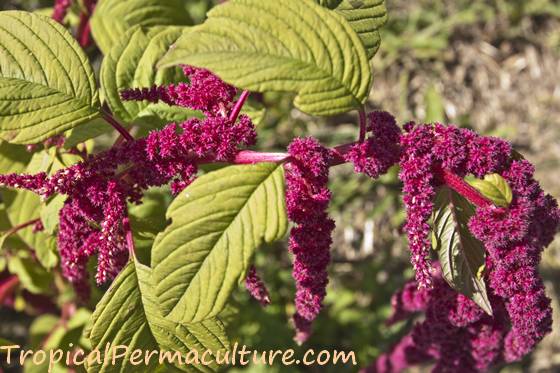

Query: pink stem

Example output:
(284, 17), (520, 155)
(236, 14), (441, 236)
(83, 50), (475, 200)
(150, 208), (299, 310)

(234, 150), (291, 164)
(122, 216), (136, 259)
(229, 90), (250, 123)
(101, 110), (134, 142)
(435, 167), (493, 208)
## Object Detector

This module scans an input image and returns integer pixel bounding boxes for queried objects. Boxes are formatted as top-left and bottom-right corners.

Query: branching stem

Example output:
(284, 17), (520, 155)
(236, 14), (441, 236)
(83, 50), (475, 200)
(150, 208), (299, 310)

(229, 90), (250, 123)
(358, 108), (367, 143)
(101, 110), (134, 142)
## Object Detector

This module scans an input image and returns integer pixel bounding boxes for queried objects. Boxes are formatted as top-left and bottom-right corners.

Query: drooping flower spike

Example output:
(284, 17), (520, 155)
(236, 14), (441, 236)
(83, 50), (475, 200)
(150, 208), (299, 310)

(0, 66), (256, 299)
(363, 122), (560, 372)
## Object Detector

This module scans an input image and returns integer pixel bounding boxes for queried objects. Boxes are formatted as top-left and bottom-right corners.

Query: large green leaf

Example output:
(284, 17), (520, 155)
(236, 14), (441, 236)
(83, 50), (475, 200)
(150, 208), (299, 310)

(159, 0), (372, 116)
(101, 26), (197, 126)
(334, 0), (388, 58)
(91, 0), (193, 55)
(86, 261), (228, 373)
(2, 189), (58, 269)
(466, 173), (513, 208)
(0, 11), (100, 144)
(0, 141), (32, 174)
(151, 163), (287, 323)
(432, 186), (492, 315)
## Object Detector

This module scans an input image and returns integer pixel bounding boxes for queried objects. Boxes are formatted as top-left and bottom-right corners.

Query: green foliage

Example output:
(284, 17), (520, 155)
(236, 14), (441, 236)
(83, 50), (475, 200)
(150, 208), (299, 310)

(87, 260), (229, 373)
(159, 0), (373, 116)
(334, 0), (388, 58)
(432, 186), (492, 315)
(101, 26), (199, 128)
(7, 252), (53, 294)
(2, 189), (58, 269)
(466, 173), (513, 208)
(0, 11), (100, 144)
(91, 0), (193, 55)
(151, 163), (288, 323)
(0, 141), (32, 174)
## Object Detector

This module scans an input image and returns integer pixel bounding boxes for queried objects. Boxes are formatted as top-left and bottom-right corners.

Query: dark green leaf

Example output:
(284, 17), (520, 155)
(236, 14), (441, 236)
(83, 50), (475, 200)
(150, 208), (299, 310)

(432, 186), (492, 315)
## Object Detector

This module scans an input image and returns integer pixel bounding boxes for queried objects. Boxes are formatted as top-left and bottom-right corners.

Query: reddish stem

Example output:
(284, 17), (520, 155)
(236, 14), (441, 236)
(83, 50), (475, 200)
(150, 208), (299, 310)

(79, 20), (92, 48)
(101, 110), (134, 142)
(3, 218), (40, 238)
(0, 276), (20, 305)
(229, 90), (250, 123)
(234, 150), (291, 164)
(358, 108), (367, 143)
(435, 167), (493, 208)
(122, 216), (136, 259)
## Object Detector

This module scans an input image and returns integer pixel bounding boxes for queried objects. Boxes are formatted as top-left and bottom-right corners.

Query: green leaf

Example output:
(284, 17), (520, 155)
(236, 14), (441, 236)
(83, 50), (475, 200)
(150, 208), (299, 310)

(466, 173), (513, 208)
(151, 163), (287, 323)
(334, 0), (388, 58)
(241, 104), (266, 127)
(86, 261), (229, 373)
(0, 141), (33, 174)
(91, 0), (193, 55)
(159, 0), (372, 116)
(63, 118), (112, 149)
(0, 11), (100, 144)
(2, 189), (59, 269)
(7, 253), (53, 294)
(129, 186), (172, 239)
(40, 195), (66, 234)
(432, 186), (492, 315)
(101, 26), (197, 126)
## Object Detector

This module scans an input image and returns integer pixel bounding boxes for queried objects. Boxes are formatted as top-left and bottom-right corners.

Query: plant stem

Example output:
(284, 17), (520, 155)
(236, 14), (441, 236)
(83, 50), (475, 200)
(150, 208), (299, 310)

(234, 150), (291, 164)
(101, 110), (134, 142)
(122, 216), (136, 259)
(229, 90), (250, 123)
(435, 167), (494, 208)
(0, 276), (20, 305)
(231, 149), (497, 210)
(358, 108), (367, 143)
(2, 218), (40, 238)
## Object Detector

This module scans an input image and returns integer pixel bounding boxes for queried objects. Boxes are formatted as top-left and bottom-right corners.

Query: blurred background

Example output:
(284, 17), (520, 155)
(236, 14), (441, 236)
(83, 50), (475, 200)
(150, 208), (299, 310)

(1, 0), (560, 372)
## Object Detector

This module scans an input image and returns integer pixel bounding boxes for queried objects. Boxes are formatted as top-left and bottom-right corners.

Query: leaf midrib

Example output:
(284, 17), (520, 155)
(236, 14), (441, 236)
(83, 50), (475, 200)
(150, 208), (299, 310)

(160, 164), (282, 320)
(0, 76), (96, 110)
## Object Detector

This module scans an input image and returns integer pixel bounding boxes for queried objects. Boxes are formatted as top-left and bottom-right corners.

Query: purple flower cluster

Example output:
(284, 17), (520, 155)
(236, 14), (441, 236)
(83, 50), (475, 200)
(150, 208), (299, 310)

(398, 124), (439, 288)
(285, 137), (335, 343)
(245, 265), (270, 307)
(368, 271), (509, 373)
(121, 66), (237, 117)
(372, 122), (560, 371)
(399, 123), (514, 288)
(52, 0), (72, 23)
(469, 158), (559, 361)
(0, 67), (256, 299)
(344, 111), (401, 179)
